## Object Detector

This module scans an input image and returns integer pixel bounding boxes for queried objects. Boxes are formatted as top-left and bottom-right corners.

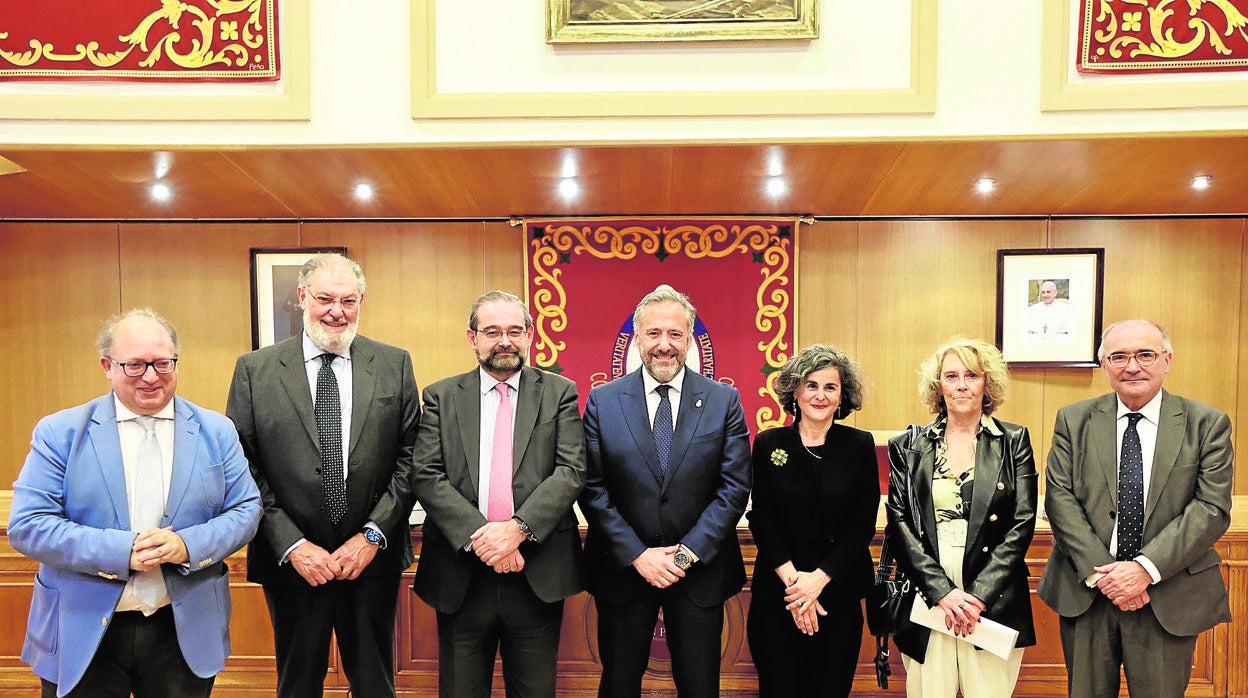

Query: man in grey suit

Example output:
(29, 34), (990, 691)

(412, 290), (586, 698)
(580, 285), (751, 698)
(226, 253), (420, 698)
(1040, 319), (1234, 697)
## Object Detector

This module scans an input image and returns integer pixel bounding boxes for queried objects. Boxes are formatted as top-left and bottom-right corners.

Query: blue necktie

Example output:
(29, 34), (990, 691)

(316, 353), (347, 525)
(1117, 413), (1145, 560)
(654, 385), (673, 475)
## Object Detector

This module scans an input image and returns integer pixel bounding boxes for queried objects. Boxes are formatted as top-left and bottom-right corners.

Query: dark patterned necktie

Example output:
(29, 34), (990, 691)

(316, 353), (347, 525)
(654, 384), (673, 475)
(1117, 413), (1145, 560)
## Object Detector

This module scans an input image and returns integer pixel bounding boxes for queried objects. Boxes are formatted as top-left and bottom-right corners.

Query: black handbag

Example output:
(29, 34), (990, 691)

(866, 534), (915, 689)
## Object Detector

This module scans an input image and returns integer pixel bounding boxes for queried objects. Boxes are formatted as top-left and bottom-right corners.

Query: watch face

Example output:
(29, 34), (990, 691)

(364, 529), (382, 544)
(674, 550), (691, 570)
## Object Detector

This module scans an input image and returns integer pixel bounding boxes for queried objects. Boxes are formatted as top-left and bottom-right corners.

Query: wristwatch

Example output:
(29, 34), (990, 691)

(673, 546), (693, 571)
(513, 517), (538, 542)
(362, 527), (383, 545)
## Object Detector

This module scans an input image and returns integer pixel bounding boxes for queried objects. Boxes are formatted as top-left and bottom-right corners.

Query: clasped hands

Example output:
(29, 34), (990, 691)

(130, 526), (188, 572)
(633, 546), (685, 589)
(469, 520), (526, 574)
(1094, 560), (1152, 612)
(779, 563), (831, 636)
(289, 532), (381, 586)
(937, 588), (986, 637)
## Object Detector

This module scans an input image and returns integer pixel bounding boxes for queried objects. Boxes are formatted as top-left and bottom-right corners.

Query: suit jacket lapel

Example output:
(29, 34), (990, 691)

(455, 370), (483, 495)
(1146, 391), (1185, 525)
(620, 371), (665, 486)
(166, 397), (199, 522)
(966, 424), (1004, 550)
(907, 428), (938, 554)
(1091, 395), (1119, 509)
(88, 397), (129, 527)
(664, 373), (707, 488)
(348, 338), (376, 460)
(512, 368), (541, 470)
(276, 337), (318, 448)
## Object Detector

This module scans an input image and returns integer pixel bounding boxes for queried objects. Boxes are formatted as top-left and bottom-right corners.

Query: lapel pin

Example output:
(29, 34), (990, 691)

(695, 399), (703, 408)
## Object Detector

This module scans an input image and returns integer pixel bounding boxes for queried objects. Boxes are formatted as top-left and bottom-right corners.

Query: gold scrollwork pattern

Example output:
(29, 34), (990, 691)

(526, 218), (798, 432)
(1083, 0), (1248, 69)
(0, 0), (276, 77)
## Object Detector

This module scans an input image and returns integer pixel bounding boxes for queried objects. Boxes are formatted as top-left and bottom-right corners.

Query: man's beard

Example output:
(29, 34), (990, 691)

(304, 309), (358, 354)
(479, 345), (525, 375)
(642, 350), (685, 383)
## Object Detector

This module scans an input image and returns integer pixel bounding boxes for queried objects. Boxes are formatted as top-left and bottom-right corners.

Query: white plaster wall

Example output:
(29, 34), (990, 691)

(2, 0), (1248, 145)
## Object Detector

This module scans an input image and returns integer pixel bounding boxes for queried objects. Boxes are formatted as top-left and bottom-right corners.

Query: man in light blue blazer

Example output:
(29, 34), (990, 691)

(8, 309), (262, 698)
(580, 285), (752, 698)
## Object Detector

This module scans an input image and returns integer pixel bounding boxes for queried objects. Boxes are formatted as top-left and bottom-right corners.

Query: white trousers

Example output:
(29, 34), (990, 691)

(902, 519), (1025, 698)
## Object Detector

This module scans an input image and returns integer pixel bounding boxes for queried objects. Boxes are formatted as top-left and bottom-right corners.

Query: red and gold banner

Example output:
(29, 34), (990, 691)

(524, 218), (800, 435)
(0, 0), (279, 81)
(1078, 0), (1248, 73)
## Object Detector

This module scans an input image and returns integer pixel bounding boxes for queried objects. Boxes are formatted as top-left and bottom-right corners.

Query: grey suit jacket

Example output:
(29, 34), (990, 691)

(226, 334), (421, 585)
(1039, 390), (1234, 636)
(411, 366), (586, 613)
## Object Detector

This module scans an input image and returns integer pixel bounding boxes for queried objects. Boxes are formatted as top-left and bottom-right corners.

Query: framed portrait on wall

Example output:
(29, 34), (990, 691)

(546, 0), (818, 43)
(250, 247), (347, 350)
(996, 248), (1104, 368)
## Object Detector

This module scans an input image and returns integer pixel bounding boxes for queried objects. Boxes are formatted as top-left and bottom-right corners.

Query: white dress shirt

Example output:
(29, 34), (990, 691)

(476, 369), (521, 519)
(114, 397), (175, 614)
(641, 366), (685, 431)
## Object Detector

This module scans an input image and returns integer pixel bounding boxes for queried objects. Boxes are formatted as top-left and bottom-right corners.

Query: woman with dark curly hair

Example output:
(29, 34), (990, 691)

(747, 344), (880, 697)
(885, 338), (1037, 698)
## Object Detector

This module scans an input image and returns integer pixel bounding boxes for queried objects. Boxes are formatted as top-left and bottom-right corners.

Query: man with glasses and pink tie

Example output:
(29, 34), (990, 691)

(1040, 319), (1235, 698)
(411, 290), (587, 698)
(9, 308), (261, 697)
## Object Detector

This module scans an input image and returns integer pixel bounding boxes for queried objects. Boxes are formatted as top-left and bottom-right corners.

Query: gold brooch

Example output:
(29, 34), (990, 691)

(770, 449), (788, 467)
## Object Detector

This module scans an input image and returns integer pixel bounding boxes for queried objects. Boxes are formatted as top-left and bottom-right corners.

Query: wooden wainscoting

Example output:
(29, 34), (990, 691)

(2, 493), (1247, 696)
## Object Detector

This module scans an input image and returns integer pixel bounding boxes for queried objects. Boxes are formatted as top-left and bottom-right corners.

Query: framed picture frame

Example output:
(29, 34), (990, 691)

(546, 0), (818, 43)
(250, 247), (347, 350)
(996, 248), (1104, 368)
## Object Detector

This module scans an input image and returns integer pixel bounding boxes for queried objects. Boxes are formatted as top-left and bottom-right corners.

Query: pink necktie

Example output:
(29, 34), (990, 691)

(487, 382), (514, 522)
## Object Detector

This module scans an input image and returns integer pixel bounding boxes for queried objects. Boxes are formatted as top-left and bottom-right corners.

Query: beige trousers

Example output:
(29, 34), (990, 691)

(902, 519), (1025, 698)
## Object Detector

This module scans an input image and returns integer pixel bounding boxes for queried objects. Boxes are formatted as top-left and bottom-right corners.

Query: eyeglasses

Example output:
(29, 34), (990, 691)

(1103, 350), (1162, 369)
(109, 358), (178, 377)
(474, 327), (527, 341)
(310, 294), (360, 311)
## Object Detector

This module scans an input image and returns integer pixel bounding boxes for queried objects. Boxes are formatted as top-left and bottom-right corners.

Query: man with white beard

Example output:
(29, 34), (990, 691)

(227, 253), (420, 698)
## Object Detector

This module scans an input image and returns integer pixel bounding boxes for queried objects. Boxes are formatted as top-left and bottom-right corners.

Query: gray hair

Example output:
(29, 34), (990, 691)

(1097, 319), (1173, 361)
(469, 290), (534, 330)
(96, 308), (180, 356)
(632, 284), (696, 334)
(299, 253), (366, 295)
(772, 344), (865, 421)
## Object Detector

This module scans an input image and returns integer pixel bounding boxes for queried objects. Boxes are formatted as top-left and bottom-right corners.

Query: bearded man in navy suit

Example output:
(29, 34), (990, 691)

(580, 285), (751, 698)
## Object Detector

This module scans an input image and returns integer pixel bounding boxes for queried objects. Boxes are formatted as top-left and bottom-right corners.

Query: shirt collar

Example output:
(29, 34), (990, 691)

(1116, 391), (1163, 424)
(302, 332), (352, 363)
(113, 395), (175, 422)
(479, 367), (521, 396)
(641, 366), (686, 396)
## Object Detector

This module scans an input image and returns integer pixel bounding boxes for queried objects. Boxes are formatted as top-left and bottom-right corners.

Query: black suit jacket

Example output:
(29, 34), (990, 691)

(411, 366), (586, 613)
(580, 369), (752, 608)
(226, 334), (421, 585)
(885, 417), (1038, 661)
(747, 423), (880, 607)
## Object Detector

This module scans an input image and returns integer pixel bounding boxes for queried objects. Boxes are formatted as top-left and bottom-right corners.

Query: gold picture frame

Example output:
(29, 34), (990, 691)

(546, 0), (818, 43)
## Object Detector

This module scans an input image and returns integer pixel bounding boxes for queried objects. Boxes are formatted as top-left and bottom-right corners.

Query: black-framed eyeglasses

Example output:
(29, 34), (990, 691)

(1103, 350), (1161, 369)
(109, 358), (178, 377)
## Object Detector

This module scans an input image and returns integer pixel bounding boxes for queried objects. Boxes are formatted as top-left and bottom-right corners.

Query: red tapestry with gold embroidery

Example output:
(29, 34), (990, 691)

(0, 0), (279, 81)
(524, 218), (800, 436)
(1078, 0), (1248, 73)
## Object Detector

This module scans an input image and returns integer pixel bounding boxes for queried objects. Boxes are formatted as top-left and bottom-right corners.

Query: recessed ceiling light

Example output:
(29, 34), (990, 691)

(765, 177), (787, 197)
(150, 182), (171, 202)
(1191, 175), (1212, 190)
(558, 178), (580, 199)
(353, 183), (375, 201)
(975, 177), (996, 194)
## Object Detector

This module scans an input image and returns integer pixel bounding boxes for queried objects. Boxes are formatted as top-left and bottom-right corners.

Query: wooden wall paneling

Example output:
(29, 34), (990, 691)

(854, 220), (1048, 435)
(1240, 222), (1248, 498)
(484, 221), (524, 299)
(795, 221), (860, 422)
(117, 223), (303, 413)
(302, 222), (492, 390)
(1050, 218), (1244, 490)
(0, 222), (121, 488)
